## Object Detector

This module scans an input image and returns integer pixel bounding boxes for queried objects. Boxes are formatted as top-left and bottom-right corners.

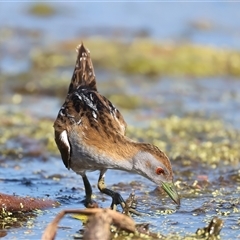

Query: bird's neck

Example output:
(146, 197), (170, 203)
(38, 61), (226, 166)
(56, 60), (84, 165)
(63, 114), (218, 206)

(104, 138), (151, 174)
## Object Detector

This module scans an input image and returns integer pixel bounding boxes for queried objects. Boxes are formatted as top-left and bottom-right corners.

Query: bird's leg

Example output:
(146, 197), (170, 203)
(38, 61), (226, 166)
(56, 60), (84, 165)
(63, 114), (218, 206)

(97, 170), (126, 210)
(82, 174), (98, 208)
(98, 170), (142, 215)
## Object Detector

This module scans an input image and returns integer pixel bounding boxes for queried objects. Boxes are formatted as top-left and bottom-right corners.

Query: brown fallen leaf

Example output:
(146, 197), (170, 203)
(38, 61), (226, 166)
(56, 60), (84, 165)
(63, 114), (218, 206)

(41, 208), (136, 240)
(0, 192), (59, 213)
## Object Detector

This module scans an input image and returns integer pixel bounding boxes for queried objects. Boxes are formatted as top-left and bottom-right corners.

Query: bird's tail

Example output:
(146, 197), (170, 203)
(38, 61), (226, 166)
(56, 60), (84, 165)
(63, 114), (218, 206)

(68, 43), (97, 94)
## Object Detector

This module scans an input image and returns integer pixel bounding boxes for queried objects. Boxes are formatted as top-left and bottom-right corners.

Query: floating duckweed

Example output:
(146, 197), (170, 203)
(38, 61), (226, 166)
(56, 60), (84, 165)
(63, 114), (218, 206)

(1, 207), (12, 217)
(156, 209), (176, 215)
(231, 226), (240, 230)
(212, 190), (223, 197)
(196, 228), (205, 236)
(216, 209), (231, 216)
(127, 115), (240, 166)
(192, 180), (198, 187)
(26, 219), (34, 228)
(233, 207), (239, 213)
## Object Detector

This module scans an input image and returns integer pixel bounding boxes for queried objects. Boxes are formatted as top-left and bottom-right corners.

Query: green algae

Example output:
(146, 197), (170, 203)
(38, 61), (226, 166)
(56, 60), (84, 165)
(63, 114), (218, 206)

(11, 71), (69, 98)
(28, 3), (57, 17)
(0, 109), (239, 239)
(127, 115), (240, 166)
(0, 209), (35, 231)
(108, 94), (141, 109)
(1, 109), (239, 167)
(7, 38), (240, 102)
(0, 110), (57, 160)
(30, 38), (240, 77)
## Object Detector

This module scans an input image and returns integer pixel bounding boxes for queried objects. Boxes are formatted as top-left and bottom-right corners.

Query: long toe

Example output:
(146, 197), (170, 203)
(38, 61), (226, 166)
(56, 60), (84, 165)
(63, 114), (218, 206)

(110, 192), (142, 216)
(110, 192), (125, 210)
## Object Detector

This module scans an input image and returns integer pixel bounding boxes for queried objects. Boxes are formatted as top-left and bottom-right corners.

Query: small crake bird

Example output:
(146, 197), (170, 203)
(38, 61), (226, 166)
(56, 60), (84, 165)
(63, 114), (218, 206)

(54, 43), (180, 212)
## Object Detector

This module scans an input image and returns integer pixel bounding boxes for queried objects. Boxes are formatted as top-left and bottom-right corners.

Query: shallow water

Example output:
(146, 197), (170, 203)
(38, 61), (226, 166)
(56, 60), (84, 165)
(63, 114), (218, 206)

(0, 2), (240, 239)
(1, 155), (239, 239)
(1, 2), (240, 48)
(1, 74), (239, 239)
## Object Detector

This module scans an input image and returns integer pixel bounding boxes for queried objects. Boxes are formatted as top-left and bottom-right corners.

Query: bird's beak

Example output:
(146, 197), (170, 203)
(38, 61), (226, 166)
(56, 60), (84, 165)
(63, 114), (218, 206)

(162, 181), (180, 206)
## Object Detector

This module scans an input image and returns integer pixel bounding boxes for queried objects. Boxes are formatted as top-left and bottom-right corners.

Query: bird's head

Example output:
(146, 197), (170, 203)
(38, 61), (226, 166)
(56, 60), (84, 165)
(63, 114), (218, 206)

(132, 143), (180, 206)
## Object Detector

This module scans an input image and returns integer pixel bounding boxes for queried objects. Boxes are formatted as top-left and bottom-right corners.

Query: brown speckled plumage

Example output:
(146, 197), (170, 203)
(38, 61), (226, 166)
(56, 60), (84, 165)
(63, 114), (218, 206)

(54, 43), (180, 210)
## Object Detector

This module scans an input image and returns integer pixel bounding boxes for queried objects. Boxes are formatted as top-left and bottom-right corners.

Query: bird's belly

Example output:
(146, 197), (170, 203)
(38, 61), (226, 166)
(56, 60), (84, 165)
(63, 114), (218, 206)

(70, 142), (102, 174)
(68, 129), (133, 174)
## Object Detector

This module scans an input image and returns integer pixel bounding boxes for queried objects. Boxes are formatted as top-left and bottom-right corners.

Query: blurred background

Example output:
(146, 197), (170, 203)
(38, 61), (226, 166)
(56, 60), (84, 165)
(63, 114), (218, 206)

(0, 2), (239, 239)
(1, 2), (240, 124)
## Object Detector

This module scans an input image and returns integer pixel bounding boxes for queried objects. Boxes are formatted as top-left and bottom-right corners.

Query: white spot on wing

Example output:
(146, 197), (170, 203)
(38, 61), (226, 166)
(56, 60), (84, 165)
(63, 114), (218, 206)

(59, 106), (66, 117)
(81, 93), (97, 111)
(59, 110), (65, 117)
(76, 119), (82, 125)
(92, 111), (97, 119)
(74, 92), (82, 100)
(59, 130), (70, 154)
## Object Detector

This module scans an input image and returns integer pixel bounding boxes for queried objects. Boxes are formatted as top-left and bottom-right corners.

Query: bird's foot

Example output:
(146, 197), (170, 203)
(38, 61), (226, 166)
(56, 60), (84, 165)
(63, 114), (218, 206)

(110, 192), (142, 216)
(122, 192), (142, 216)
(110, 192), (125, 210)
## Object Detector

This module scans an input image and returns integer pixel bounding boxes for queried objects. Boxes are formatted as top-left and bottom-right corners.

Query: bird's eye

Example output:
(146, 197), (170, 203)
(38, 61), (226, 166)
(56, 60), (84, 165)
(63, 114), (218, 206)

(156, 167), (165, 175)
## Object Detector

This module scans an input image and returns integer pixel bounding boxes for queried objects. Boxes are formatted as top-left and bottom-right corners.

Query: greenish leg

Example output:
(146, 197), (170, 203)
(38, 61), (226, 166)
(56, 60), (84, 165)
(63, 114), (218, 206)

(97, 170), (141, 215)
(97, 170), (125, 209)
